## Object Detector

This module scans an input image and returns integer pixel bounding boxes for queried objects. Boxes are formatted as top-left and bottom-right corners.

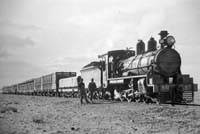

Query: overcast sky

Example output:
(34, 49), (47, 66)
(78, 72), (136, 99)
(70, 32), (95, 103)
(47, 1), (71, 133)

(0, 0), (200, 88)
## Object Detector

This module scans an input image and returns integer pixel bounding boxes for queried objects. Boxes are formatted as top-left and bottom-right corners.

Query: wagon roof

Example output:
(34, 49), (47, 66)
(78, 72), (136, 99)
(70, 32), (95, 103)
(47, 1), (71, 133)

(82, 61), (100, 69)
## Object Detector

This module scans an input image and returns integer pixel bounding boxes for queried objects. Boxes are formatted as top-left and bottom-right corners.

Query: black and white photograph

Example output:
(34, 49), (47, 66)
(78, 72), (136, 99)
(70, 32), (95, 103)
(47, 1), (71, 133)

(0, 0), (200, 134)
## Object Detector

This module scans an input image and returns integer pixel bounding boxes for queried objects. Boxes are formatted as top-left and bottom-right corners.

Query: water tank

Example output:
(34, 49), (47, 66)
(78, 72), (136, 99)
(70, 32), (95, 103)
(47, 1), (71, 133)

(136, 40), (145, 55)
(147, 37), (157, 52)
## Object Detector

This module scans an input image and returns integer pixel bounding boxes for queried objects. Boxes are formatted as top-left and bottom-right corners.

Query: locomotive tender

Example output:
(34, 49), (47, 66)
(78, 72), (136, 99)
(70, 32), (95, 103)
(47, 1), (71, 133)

(81, 31), (198, 103)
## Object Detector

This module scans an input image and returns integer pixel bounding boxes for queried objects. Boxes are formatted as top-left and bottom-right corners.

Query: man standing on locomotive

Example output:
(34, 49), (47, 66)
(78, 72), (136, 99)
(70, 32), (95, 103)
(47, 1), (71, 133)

(78, 78), (90, 104)
(88, 78), (97, 101)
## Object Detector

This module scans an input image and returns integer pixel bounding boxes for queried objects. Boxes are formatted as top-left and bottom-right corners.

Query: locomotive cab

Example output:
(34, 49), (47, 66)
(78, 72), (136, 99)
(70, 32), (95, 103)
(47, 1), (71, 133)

(99, 49), (135, 79)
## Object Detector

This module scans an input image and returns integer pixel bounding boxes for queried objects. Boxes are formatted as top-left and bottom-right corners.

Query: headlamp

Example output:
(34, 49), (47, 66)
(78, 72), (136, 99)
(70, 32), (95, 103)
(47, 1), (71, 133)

(166, 36), (176, 47)
(159, 39), (164, 44)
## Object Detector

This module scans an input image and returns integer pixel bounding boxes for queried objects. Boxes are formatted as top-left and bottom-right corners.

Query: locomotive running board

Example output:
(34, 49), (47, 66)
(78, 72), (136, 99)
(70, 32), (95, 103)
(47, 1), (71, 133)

(107, 75), (147, 81)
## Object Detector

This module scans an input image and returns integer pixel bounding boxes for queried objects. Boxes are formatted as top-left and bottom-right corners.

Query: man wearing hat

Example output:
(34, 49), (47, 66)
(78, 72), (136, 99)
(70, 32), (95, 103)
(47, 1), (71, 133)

(88, 78), (97, 101)
(159, 30), (169, 38)
(159, 30), (169, 48)
(78, 78), (90, 104)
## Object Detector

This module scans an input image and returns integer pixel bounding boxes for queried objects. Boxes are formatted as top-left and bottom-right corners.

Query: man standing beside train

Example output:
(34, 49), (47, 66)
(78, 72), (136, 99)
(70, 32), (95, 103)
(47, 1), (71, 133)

(88, 78), (97, 102)
(78, 78), (90, 104)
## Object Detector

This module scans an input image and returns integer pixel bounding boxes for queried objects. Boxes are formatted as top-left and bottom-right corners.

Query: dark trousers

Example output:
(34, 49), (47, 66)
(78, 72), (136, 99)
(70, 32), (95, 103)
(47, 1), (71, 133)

(170, 87), (175, 105)
(80, 91), (89, 104)
(102, 88), (106, 99)
(90, 90), (94, 101)
(110, 89), (114, 100)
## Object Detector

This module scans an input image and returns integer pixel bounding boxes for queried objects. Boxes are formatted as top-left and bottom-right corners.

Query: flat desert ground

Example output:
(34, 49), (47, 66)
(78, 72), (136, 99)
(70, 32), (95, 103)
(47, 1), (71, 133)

(0, 92), (200, 134)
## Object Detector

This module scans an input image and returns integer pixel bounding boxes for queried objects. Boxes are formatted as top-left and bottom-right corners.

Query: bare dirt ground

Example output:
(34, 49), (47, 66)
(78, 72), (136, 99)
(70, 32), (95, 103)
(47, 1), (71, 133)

(0, 93), (200, 134)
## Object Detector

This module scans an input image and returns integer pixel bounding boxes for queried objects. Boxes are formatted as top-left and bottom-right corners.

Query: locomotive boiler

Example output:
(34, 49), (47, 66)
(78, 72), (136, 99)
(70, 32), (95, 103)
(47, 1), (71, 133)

(119, 40), (181, 77)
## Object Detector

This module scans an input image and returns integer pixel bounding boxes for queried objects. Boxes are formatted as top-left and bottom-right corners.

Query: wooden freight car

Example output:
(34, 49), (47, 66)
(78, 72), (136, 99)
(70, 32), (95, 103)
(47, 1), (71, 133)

(40, 72), (76, 96)
(18, 79), (34, 95)
(34, 77), (42, 95)
(2, 84), (18, 94)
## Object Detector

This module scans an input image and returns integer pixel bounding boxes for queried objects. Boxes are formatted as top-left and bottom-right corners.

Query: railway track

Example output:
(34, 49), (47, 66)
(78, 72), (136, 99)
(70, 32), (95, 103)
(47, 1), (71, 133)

(164, 102), (200, 107)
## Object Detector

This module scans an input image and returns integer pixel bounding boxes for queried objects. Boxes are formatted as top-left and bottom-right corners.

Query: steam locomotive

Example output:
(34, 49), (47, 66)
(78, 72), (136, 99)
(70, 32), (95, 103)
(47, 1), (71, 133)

(2, 30), (198, 104)
(81, 31), (198, 103)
